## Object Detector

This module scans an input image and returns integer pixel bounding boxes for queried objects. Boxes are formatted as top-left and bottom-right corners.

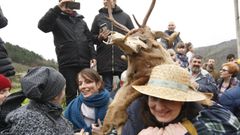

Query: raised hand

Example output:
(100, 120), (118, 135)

(163, 123), (188, 135)
(138, 127), (164, 135)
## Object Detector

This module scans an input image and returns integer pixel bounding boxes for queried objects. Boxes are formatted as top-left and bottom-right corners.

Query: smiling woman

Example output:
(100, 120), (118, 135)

(64, 68), (110, 134)
(122, 64), (240, 135)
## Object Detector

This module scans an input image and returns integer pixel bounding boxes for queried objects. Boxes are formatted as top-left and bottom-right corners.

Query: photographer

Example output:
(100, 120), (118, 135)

(38, 0), (96, 105)
(0, 6), (15, 77)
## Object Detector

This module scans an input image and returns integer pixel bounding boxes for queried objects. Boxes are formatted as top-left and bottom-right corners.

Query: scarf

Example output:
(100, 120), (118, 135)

(64, 89), (110, 133)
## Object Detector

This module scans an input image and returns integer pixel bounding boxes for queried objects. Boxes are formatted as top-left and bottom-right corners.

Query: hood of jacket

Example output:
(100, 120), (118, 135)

(98, 5), (123, 14)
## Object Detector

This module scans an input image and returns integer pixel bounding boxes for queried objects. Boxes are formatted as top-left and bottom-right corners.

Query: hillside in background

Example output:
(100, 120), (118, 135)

(4, 42), (57, 73)
(4, 39), (238, 73)
(3, 39), (237, 90)
(194, 39), (237, 69)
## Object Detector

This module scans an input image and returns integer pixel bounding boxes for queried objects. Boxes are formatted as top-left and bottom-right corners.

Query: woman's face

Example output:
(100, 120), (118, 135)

(148, 96), (183, 123)
(0, 88), (10, 105)
(78, 74), (100, 98)
(220, 66), (231, 79)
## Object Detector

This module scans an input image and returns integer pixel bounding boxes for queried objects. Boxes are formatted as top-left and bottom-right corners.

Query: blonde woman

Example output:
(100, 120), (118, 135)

(217, 62), (239, 96)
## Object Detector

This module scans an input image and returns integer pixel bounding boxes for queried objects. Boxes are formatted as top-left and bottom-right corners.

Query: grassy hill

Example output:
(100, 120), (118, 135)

(4, 42), (58, 90)
(4, 39), (238, 90)
(194, 39), (237, 69)
(4, 42), (57, 73)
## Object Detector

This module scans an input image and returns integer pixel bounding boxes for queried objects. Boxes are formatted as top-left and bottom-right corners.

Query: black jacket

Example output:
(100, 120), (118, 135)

(91, 6), (134, 74)
(0, 39), (15, 77)
(0, 6), (15, 77)
(0, 6), (7, 28)
(0, 91), (26, 131)
(38, 6), (96, 69)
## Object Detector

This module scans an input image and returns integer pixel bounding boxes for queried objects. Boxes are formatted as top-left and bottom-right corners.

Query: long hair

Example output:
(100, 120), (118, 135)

(77, 68), (104, 91)
(139, 95), (202, 128)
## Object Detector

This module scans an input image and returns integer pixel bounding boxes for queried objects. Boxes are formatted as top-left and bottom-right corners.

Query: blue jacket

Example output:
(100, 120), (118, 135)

(218, 83), (240, 119)
(190, 69), (219, 101)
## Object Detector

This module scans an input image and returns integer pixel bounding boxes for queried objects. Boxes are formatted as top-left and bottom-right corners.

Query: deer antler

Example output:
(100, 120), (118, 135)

(132, 14), (141, 28)
(141, 0), (156, 27)
(107, 0), (130, 33)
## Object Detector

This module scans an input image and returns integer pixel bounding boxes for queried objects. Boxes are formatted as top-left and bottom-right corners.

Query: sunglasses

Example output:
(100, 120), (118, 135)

(220, 69), (228, 72)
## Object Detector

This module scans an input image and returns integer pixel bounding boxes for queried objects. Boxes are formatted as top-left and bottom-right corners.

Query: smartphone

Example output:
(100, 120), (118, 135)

(65, 1), (80, 10)
(100, 23), (108, 32)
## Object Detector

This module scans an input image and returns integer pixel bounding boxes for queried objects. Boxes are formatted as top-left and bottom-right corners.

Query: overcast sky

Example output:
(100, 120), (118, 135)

(0, 0), (238, 60)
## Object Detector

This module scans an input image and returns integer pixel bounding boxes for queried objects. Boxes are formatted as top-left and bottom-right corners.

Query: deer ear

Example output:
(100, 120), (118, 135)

(153, 31), (169, 40)
(110, 32), (147, 54)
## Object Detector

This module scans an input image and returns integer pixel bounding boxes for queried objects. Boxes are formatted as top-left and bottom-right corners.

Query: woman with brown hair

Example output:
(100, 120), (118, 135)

(64, 68), (110, 134)
(122, 64), (240, 135)
(217, 62), (239, 96)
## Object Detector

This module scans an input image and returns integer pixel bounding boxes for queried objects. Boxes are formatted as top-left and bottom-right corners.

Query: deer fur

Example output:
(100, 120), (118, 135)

(101, 0), (178, 134)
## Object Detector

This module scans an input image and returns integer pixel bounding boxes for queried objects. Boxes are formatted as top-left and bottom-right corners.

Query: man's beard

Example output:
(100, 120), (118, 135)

(191, 66), (201, 74)
(208, 64), (214, 69)
(207, 64), (214, 72)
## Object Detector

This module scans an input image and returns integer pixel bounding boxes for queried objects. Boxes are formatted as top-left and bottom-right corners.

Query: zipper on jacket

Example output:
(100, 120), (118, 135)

(111, 23), (114, 73)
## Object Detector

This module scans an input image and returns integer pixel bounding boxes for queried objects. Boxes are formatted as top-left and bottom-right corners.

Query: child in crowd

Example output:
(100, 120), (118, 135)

(0, 74), (11, 105)
(1, 67), (86, 135)
(185, 42), (194, 63)
(167, 49), (177, 62)
(175, 42), (189, 68)
(0, 74), (27, 132)
(0, 74), (11, 130)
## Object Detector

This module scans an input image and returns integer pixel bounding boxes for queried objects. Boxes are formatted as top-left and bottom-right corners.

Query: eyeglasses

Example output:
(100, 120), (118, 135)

(220, 69), (228, 72)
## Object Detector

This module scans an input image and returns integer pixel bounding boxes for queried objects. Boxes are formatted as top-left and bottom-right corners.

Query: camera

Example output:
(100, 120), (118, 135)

(65, 1), (80, 10)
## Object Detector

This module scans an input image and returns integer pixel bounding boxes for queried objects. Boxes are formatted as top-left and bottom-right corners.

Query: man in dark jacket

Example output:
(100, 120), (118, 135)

(160, 21), (182, 49)
(91, 0), (134, 93)
(0, 6), (15, 77)
(38, 0), (96, 104)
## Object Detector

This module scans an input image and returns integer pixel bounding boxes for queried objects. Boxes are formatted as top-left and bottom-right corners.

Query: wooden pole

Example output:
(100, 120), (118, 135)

(234, 0), (240, 57)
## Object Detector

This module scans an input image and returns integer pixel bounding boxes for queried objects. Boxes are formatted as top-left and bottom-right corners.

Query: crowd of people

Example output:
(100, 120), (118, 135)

(0, 0), (240, 134)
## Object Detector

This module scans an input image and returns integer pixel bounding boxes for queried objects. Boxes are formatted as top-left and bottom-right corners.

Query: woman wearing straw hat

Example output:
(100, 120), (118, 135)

(122, 64), (240, 135)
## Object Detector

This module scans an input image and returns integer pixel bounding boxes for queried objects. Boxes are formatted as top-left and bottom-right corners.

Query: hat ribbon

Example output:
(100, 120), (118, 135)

(148, 79), (189, 91)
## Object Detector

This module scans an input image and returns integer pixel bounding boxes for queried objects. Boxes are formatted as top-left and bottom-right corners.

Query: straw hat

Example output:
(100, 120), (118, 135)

(132, 64), (206, 102)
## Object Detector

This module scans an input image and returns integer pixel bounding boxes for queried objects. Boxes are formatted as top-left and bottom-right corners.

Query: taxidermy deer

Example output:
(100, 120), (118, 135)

(101, 0), (179, 134)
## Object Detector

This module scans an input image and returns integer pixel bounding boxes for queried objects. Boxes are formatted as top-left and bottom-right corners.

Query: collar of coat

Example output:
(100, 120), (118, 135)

(98, 5), (123, 14)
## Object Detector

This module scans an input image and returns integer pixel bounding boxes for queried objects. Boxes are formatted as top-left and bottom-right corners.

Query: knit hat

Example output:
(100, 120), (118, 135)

(0, 74), (11, 91)
(21, 66), (66, 102)
(133, 64), (206, 102)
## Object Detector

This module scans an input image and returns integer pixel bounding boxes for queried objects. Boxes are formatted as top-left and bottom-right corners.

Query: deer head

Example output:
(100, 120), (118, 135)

(105, 0), (175, 82)
(106, 0), (179, 55)
(102, 1), (176, 134)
